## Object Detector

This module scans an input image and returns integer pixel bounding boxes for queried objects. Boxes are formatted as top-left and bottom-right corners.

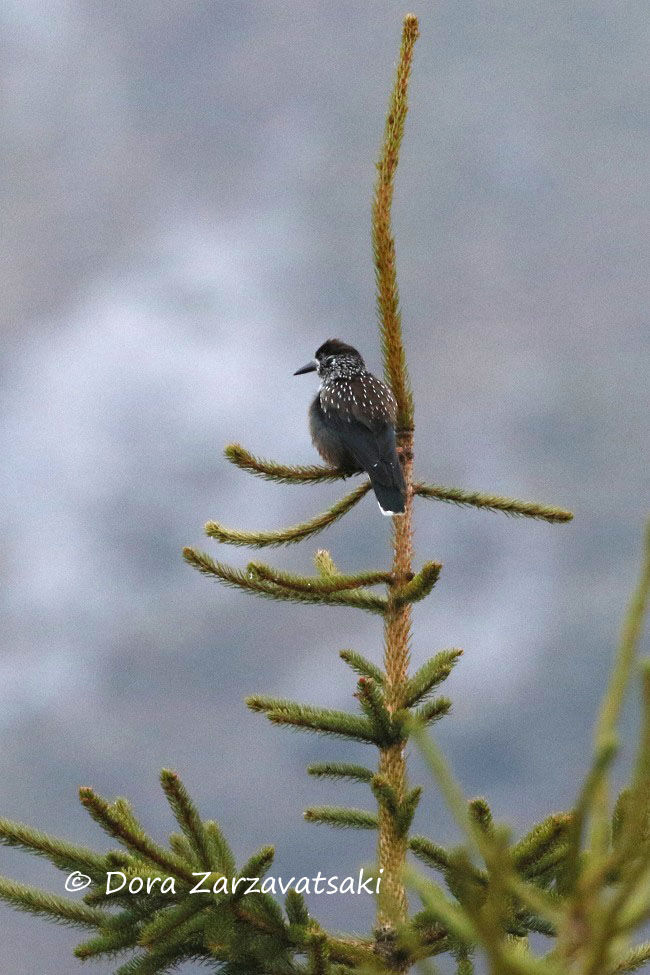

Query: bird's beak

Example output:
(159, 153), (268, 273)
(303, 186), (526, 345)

(294, 359), (318, 376)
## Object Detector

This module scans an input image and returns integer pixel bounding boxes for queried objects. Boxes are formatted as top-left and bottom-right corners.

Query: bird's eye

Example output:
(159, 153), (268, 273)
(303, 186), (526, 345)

(324, 356), (335, 367)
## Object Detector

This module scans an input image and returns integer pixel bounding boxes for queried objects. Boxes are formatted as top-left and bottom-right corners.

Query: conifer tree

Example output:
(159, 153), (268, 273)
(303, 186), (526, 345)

(0, 15), (648, 975)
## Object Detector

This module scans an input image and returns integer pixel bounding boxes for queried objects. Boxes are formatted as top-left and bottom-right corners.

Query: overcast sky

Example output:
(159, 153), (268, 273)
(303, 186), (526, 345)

(1, 2), (648, 971)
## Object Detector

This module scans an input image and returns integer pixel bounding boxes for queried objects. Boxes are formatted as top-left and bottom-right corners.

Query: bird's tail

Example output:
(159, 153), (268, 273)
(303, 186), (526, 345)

(369, 461), (406, 516)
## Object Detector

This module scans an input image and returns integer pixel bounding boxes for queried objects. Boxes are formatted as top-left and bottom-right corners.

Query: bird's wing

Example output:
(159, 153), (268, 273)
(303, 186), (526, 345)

(347, 374), (398, 431)
(325, 407), (402, 491)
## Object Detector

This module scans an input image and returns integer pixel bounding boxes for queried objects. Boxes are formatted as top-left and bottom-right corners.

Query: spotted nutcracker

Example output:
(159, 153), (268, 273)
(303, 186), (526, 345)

(294, 339), (406, 516)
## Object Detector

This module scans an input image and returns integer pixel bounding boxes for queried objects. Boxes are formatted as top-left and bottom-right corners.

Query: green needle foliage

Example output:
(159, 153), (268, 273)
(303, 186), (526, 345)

(223, 443), (573, 524)
(202, 481), (372, 547)
(413, 482), (573, 524)
(0, 13), (646, 975)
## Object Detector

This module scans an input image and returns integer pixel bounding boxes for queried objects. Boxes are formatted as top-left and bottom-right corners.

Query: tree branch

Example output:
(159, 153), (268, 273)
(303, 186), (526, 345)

(203, 482), (372, 548)
(414, 482), (573, 523)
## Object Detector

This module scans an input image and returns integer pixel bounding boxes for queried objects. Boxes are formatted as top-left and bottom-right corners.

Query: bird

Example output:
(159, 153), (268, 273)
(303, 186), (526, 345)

(294, 339), (406, 516)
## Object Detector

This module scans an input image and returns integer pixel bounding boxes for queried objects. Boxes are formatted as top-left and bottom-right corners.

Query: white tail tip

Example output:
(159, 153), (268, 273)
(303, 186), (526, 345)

(378, 503), (405, 517)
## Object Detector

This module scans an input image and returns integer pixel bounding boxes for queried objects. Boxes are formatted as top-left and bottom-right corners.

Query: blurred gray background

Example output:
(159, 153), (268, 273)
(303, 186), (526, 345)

(1, 1), (648, 971)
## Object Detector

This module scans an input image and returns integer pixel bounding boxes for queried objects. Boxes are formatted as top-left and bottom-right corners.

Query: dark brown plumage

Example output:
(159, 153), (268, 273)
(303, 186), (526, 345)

(294, 339), (406, 515)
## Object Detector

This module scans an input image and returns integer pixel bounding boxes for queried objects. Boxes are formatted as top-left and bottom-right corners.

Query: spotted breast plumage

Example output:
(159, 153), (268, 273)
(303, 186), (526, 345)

(294, 339), (406, 516)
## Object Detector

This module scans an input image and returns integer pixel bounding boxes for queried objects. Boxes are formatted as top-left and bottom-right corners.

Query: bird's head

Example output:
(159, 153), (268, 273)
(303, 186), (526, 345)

(294, 339), (365, 381)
